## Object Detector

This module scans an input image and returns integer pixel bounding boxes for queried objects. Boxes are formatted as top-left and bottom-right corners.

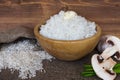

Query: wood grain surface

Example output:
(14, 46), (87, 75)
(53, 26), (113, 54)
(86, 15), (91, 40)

(0, 0), (120, 80)
(0, 0), (120, 36)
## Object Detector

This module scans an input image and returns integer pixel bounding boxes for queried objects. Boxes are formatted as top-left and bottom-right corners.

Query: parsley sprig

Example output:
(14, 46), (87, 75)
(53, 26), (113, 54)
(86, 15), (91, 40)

(81, 63), (120, 77)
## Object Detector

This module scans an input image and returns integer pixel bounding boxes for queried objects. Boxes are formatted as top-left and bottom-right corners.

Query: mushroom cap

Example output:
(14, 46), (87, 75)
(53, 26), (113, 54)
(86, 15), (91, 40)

(91, 54), (116, 80)
(97, 35), (113, 53)
(106, 36), (120, 47)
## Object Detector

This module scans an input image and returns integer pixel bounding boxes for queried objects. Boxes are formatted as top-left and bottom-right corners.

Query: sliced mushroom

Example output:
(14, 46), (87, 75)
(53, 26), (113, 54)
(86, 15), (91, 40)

(91, 35), (120, 80)
(91, 54), (117, 80)
(97, 35), (120, 60)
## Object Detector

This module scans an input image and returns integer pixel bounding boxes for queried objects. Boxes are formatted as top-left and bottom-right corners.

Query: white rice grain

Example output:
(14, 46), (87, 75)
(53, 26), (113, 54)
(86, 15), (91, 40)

(0, 40), (54, 79)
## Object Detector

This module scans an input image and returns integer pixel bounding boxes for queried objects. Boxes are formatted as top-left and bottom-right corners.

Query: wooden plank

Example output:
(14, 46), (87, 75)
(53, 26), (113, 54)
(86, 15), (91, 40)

(0, 5), (119, 23)
(0, 0), (119, 37)
(0, 0), (119, 23)
(0, 4), (43, 18)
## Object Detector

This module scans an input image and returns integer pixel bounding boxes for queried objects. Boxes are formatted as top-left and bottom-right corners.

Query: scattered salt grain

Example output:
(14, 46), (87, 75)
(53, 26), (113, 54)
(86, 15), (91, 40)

(0, 39), (54, 79)
(40, 10), (96, 40)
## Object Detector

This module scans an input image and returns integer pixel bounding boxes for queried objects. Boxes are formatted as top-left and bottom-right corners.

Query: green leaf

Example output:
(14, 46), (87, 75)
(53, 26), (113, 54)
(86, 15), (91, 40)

(84, 64), (93, 71)
(113, 63), (120, 74)
(81, 71), (96, 77)
(82, 63), (120, 77)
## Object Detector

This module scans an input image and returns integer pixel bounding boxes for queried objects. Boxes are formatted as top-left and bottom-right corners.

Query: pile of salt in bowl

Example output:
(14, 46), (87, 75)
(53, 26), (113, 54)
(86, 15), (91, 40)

(40, 11), (96, 40)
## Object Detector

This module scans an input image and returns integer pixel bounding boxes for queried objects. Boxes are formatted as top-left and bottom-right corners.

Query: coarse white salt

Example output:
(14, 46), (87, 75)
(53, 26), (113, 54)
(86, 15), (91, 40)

(0, 39), (54, 79)
(40, 10), (96, 40)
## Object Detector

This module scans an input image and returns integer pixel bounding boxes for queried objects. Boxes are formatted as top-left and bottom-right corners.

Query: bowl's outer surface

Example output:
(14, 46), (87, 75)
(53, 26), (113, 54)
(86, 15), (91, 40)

(34, 25), (102, 61)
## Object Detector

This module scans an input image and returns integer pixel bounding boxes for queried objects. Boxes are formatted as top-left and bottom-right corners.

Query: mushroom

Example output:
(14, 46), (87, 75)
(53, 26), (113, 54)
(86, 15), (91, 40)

(97, 35), (120, 60)
(92, 54), (117, 80)
(91, 35), (120, 80)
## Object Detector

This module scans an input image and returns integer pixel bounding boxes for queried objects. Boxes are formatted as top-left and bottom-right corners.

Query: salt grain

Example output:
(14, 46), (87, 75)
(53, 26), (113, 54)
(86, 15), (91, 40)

(40, 10), (96, 40)
(0, 39), (54, 79)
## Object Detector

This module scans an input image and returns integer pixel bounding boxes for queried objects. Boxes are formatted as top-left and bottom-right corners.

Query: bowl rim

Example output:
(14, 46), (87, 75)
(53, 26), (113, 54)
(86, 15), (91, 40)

(34, 24), (102, 42)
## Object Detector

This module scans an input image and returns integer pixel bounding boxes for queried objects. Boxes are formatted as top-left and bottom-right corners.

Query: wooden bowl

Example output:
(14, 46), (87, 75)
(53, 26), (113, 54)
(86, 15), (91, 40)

(34, 24), (102, 61)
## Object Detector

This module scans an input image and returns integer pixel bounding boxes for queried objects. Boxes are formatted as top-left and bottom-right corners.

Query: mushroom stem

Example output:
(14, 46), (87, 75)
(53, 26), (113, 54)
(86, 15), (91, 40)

(101, 46), (118, 60)
(101, 58), (116, 70)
